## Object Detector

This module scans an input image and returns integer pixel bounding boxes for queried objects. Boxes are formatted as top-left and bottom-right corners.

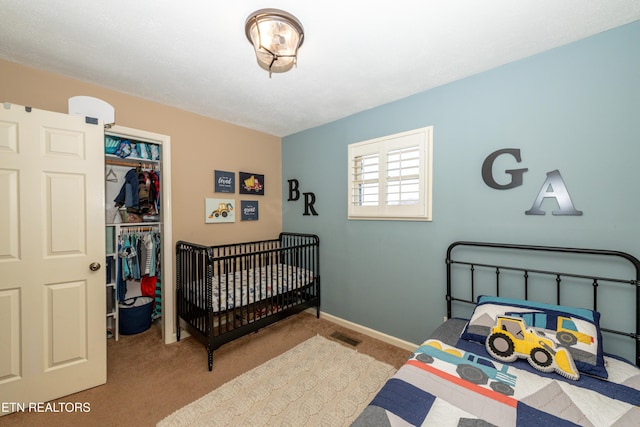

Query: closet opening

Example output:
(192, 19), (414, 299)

(104, 125), (173, 344)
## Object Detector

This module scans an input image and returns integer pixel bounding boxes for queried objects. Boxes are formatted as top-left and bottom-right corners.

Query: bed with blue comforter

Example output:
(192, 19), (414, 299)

(353, 318), (640, 426)
(353, 241), (640, 427)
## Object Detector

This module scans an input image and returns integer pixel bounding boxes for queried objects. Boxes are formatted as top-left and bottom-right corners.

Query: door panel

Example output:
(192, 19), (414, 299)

(43, 126), (86, 159)
(0, 104), (105, 414)
(45, 172), (86, 255)
(0, 169), (19, 260)
(0, 119), (18, 152)
(45, 280), (87, 368)
(0, 288), (20, 383)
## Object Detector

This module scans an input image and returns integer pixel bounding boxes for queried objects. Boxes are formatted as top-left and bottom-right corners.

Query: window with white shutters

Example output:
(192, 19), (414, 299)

(348, 126), (433, 221)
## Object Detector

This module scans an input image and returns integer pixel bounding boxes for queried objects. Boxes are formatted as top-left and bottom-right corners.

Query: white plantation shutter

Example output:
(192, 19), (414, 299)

(351, 152), (379, 207)
(386, 145), (420, 205)
(348, 126), (433, 221)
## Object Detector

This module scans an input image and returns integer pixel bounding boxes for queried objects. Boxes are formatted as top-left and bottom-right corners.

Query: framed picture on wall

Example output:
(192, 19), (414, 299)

(214, 170), (235, 193)
(205, 198), (235, 223)
(239, 172), (264, 195)
(240, 200), (259, 221)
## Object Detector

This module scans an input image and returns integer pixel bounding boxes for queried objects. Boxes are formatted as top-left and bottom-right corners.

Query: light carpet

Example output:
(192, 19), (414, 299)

(157, 335), (396, 427)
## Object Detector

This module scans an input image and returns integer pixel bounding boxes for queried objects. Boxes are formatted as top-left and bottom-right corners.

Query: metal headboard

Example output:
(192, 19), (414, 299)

(446, 241), (640, 367)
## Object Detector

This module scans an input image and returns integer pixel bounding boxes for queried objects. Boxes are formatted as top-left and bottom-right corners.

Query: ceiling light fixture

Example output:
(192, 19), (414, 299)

(245, 8), (304, 78)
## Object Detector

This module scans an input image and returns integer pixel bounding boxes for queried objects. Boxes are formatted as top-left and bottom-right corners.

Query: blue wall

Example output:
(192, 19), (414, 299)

(282, 22), (640, 351)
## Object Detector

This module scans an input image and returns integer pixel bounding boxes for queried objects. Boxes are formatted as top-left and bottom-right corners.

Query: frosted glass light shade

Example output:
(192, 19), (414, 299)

(245, 9), (304, 76)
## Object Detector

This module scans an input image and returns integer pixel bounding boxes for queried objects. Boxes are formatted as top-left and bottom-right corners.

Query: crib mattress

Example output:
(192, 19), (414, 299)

(184, 264), (314, 312)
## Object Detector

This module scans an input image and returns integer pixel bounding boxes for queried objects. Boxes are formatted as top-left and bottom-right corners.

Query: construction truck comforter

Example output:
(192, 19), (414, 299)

(352, 321), (640, 427)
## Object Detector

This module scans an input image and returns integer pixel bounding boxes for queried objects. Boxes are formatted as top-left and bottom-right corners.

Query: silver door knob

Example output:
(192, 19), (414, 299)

(89, 262), (101, 271)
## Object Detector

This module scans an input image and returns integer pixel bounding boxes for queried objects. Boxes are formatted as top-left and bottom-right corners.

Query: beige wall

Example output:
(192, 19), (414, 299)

(0, 58), (283, 246)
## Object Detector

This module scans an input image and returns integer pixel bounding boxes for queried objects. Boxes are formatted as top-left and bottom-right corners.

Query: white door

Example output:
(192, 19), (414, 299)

(0, 104), (106, 414)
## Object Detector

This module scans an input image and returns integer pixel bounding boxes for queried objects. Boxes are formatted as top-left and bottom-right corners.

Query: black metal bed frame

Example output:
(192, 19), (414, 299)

(176, 232), (320, 371)
(446, 241), (640, 367)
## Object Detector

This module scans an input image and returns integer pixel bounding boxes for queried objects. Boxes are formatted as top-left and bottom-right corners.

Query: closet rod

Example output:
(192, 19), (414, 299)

(120, 226), (159, 232)
(105, 158), (158, 170)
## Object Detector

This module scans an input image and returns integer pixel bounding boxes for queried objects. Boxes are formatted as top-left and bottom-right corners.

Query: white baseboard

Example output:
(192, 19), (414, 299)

(171, 309), (419, 352)
(306, 309), (419, 352)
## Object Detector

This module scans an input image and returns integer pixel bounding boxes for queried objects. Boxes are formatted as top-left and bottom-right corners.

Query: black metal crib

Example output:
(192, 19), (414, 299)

(176, 232), (320, 371)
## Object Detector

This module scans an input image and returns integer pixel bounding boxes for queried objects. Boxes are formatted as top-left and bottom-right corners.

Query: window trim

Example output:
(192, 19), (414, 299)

(347, 126), (433, 221)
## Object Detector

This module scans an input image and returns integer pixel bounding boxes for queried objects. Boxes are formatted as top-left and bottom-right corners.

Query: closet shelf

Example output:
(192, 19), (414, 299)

(107, 222), (160, 227)
(105, 154), (159, 169)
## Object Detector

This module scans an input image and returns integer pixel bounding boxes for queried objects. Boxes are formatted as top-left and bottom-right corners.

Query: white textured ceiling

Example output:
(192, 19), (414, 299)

(1, 1), (639, 137)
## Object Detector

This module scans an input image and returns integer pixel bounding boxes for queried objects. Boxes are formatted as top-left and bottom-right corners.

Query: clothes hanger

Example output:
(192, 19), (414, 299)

(106, 166), (118, 182)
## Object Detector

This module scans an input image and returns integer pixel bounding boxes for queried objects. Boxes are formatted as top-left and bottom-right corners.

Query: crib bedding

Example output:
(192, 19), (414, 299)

(353, 320), (640, 427)
(186, 264), (314, 312)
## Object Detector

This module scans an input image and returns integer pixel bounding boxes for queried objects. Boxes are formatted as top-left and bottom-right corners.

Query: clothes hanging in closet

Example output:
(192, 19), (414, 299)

(117, 229), (161, 306)
(113, 168), (160, 216)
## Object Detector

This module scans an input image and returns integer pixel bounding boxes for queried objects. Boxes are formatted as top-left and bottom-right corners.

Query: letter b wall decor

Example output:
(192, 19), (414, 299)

(287, 179), (318, 216)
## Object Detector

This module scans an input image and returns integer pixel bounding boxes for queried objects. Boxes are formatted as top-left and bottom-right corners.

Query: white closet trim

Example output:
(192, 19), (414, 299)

(106, 125), (175, 344)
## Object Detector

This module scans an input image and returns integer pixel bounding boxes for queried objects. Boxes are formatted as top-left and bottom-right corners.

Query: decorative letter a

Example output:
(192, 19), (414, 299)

(525, 170), (583, 216)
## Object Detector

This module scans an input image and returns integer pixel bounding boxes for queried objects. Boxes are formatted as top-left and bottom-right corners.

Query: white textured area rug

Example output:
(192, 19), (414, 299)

(158, 335), (396, 427)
